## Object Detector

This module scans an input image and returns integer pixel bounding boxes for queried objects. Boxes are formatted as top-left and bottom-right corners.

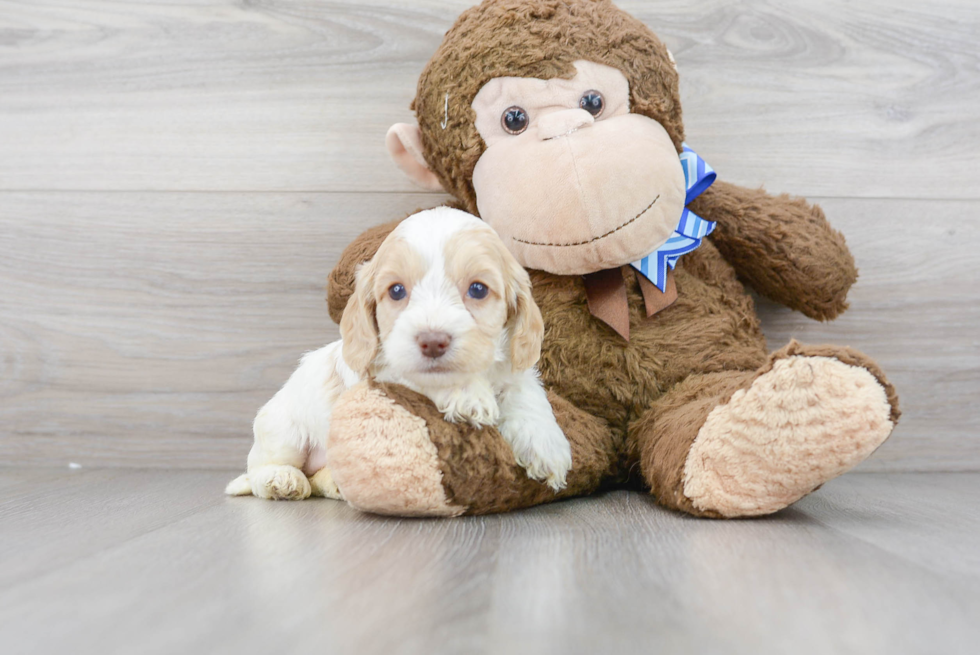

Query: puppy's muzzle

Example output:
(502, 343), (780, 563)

(417, 331), (452, 359)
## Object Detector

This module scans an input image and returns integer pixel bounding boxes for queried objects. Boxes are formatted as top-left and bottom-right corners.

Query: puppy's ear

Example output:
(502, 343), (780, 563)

(505, 257), (544, 372)
(340, 260), (380, 375)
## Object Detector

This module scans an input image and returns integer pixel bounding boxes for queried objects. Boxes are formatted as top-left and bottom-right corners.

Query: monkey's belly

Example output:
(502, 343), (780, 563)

(533, 260), (768, 432)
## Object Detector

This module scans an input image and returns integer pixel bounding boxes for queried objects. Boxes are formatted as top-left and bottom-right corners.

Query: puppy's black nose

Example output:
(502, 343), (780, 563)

(417, 331), (451, 359)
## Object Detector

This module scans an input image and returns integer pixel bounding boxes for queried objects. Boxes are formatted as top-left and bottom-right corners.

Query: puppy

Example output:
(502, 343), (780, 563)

(226, 207), (573, 500)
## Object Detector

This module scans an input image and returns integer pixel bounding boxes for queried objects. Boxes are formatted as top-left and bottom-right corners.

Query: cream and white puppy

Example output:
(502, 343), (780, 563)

(226, 207), (572, 501)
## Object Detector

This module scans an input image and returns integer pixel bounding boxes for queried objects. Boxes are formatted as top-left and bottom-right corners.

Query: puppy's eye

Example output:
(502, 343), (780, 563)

(388, 283), (407, 301)
(467, 282), (489, 300)
(579, 90), (604, 117)
(501, 106), (529, 135)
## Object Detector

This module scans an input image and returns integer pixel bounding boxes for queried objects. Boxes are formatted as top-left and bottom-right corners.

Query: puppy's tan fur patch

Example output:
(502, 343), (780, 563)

(445, 230), (544, 372)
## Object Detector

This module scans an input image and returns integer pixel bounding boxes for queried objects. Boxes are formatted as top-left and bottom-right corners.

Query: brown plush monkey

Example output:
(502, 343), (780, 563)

(323, 0), (900, 517)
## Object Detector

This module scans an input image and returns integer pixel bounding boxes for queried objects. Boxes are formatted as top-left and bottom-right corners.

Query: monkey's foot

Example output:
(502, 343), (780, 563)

(682, 352), (896, 517)
(328, 381), (611, 517)
(328, 382), (464, 517)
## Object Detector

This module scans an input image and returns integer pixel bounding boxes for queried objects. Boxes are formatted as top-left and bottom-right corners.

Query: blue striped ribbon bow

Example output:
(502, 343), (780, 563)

(629, 145), (717, 292)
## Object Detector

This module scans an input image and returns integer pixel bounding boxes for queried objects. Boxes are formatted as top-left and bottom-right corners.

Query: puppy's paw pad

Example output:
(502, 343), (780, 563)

(544, 473), (568, 492)
(250, 465), (311, 501)
(518, 457), (571, 492)
(440, 388), (499, 428)
(501, 419), (572, 493)
(516, 457), (569, 492)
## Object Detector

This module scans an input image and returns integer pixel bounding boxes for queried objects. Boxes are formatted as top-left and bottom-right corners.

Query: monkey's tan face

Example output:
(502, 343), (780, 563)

(470, 61), (686, 275)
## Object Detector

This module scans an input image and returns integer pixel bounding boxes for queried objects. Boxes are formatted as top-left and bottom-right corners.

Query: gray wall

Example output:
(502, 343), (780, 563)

(1, 0), (977, 471)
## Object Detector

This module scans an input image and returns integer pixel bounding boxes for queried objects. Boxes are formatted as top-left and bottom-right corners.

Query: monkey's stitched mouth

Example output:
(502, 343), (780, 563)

(512, 195), (659, 247)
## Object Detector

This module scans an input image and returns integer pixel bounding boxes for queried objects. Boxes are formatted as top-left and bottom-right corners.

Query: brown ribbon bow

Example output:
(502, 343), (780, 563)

(582, 267), (677, 340)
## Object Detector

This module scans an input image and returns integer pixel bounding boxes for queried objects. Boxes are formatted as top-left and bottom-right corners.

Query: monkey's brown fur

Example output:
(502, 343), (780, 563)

(415, 0), (684, 213)
(325, 0), (899, 516)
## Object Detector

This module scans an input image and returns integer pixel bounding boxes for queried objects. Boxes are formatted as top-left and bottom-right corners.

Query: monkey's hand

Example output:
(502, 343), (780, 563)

(691, 180), (857, 321)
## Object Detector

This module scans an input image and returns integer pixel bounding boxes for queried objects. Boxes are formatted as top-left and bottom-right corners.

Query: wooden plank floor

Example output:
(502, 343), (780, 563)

(2, 5), (978, 653)
(0, 192), (977, 470)
(1, 469), (978, 655)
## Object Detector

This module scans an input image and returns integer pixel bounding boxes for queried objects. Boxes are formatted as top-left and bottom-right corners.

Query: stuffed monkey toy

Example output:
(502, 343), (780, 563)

(322, 0), (900, 517)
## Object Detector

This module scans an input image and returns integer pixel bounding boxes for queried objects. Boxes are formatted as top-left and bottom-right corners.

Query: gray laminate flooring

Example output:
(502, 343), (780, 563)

(1, 469), (978, 655)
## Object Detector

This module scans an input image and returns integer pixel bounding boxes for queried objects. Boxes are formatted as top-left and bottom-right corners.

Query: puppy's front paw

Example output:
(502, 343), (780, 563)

(499, 417), (572, 492)
(249, 465), (311, 501)
(439, 384), (500, 428)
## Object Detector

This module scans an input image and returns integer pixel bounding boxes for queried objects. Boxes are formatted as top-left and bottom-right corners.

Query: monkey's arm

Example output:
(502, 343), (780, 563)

(326, 218), (403, 324)
(690, 180), (857, 321)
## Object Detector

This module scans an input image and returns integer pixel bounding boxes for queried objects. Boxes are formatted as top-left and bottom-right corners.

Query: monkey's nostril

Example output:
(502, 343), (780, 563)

(417, 331), (452, 359)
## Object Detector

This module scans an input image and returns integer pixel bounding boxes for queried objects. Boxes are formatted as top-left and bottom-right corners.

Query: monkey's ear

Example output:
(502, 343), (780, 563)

(385, 123), (446, 192)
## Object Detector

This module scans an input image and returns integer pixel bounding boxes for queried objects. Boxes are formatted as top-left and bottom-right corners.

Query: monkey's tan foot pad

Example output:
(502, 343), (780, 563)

(248, 465), (312, 501)
(327, 382), (465, 517)
(682, 355), (895, 518)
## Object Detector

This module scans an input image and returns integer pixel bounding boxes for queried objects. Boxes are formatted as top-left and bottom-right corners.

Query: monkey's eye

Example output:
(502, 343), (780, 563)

(501, 107), (529, 135)
(467, 282), (489, 300)
(579, 90), (604, 117)
(388, 283), (407, 301)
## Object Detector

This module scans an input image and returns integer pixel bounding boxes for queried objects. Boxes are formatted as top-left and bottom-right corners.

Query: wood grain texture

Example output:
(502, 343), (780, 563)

(0, 0), (977, 471)
(1, 470), (978, 655)
(756, 197), (980, 471)
(0, 192), (977, 471)
(0, 191), (432, 468)
(0, 0), (977, 197)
